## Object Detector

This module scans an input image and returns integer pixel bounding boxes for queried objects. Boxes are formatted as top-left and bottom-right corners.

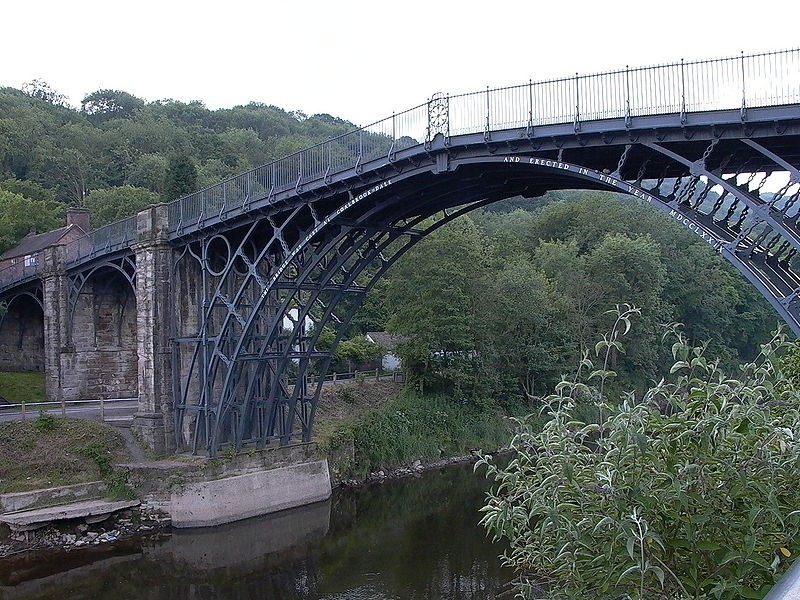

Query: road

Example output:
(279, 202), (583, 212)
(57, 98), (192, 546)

(0, 399), (137, 425)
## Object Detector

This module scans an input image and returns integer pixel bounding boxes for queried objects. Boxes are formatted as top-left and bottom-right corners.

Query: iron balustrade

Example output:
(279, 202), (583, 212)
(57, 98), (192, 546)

(0, 217), (137, 294)
(0, 255), (44, 292)
(0, 48), (798, 294)
(162, 48), (800, 235)
(63, 215), (138, 267)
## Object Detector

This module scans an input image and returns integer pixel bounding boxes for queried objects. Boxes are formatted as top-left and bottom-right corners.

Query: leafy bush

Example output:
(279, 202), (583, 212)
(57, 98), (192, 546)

(344, 392), (515, 474)
(336, 386), (357, 404)
(32, 412), (58, 432)
(478, 309), (800, 599)
(79, 441), (113, 476)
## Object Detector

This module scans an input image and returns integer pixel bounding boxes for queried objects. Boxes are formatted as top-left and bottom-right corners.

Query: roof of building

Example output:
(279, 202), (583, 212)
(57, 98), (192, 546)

(0, 225), (79, 261)
(365, 332), (406, 349)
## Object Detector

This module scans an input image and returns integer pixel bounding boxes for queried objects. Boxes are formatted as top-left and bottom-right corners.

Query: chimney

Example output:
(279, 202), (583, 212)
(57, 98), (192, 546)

(66, 207), (90, 232)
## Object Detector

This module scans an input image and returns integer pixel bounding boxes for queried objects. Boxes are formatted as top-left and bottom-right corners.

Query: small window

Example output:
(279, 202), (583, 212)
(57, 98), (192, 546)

(24, 254), (38, 267)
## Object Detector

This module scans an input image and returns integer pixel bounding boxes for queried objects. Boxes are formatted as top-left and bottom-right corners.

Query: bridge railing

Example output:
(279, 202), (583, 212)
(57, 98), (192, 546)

(166, 102), (430, 234)
(163, 48), (799, 235)
(63, 216), (138, 268)
(448, 49), (800, 134)
(0, 255), (44, 293)
(1, 49), (798, 293)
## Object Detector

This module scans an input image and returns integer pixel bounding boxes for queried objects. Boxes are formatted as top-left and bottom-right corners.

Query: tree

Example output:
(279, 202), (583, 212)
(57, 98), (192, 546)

(81, 89), (144, 123)
(21, 79), (68, 107)
(125, 154), (167, 195)
(217, 128), (268, 168)
(0, 189), (65, 253)
(385, 216), (489, 395)
(84, 186), (160, 227)
(478, 315), (800, 599)
(334, 336), (385, 372)
(479, 261), (572, 401)
(0, 178), (55, 202)
(163, 153), (198, 200)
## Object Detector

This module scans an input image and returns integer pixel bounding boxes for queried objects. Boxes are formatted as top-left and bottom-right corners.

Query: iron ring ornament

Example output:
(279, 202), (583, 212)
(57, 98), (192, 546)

(427, 92), (449, 142)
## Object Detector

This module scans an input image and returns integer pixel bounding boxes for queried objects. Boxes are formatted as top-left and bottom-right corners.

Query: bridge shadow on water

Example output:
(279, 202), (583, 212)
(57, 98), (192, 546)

(0, 461), (515, 600)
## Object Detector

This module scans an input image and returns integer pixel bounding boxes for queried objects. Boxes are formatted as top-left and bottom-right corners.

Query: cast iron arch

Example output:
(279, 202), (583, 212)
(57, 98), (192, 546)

(174, 147), (800, 455)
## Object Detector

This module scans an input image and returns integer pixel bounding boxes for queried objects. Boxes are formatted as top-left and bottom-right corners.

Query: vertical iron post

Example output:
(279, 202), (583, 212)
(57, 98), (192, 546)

(527, 78), (534, 134)
(680, 58), (687, 124)
(326, 141), (331, 180)
(484, 86), (491, 140)
(625, 65), (631, 127)
(574, 73), (581, 132)
(445, 95), (450, 140)
(388, 112), (396, 159)
(740, 50), (748, 122)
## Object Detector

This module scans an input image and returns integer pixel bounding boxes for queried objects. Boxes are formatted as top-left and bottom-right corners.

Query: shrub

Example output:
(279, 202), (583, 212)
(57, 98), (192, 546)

(32, 412), (58, 432)
(79, 441), (113, 476)
(478, 310), (800, 599)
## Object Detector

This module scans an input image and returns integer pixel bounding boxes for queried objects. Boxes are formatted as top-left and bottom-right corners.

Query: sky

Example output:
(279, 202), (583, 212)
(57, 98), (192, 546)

(2, 0), (798, 127)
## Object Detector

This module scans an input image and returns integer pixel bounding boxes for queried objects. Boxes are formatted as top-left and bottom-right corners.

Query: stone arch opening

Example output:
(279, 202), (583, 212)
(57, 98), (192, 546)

(63, 266), (138, 401)
(0, 291), (44, 373)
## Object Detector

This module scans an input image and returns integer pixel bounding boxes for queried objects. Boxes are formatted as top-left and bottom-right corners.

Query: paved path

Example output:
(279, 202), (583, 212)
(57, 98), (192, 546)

(0, 400), (137, 425)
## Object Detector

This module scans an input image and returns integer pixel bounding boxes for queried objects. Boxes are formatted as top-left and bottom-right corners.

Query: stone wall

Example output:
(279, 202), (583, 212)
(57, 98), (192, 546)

(172, 255), (202, 449)
(133, 205), (176, 454)
(60, 271), (138, 401)
(0, 295), (44, 372)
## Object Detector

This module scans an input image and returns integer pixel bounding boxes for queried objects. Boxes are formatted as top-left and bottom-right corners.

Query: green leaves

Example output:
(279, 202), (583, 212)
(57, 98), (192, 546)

(480, 325), (800, 599)
(84, 186), (159, 227)
(0, 188), (65, 253)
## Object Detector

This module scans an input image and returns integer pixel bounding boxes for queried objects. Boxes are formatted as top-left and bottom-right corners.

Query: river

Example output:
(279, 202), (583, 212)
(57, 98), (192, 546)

(0, 462), (513, 599)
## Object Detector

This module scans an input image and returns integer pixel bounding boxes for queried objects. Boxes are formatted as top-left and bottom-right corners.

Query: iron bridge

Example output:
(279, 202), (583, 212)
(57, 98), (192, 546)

(1, 49), (800, 455)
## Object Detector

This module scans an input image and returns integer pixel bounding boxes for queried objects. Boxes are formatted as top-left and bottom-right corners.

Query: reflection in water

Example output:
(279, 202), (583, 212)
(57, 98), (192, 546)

(0, 462), (511, 600)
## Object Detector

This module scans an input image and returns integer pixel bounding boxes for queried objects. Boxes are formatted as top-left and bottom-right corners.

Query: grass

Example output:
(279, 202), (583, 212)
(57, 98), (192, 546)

(321, 388), (520, 477)
(313, 379), (405, 445)
(0, 371), (46, 404)
(0, 415), (131, 493)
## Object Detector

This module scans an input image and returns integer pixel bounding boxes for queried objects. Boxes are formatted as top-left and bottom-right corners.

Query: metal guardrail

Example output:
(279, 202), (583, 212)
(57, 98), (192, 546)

(0, 216), (137, 294)
(0, 257), (44, 292)
(0, 397), (137, 422)
(163, 48), (800, 236)
(0, 49), (798, 293)
(765, 559), (800, 599)
(307, 368), (404, 386)
(63, 215), (137, 268)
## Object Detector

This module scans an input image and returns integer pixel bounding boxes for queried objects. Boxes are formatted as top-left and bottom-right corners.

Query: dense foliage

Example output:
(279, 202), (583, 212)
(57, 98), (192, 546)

(0, 78), (778, 404)
(0, 187), (65, 253)
(370, 193), (776, 406)
(324, 389), (516, 476)
(478, 311), (800, 599)
(0, 81), (358, 247)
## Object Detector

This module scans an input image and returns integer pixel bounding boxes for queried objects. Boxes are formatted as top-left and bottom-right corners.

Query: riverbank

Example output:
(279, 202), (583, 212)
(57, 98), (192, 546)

(0, 449), (503, 559)
(1, 456), (512, 600)
(318, 381), (522, 481)
(0, 380), (522, 558)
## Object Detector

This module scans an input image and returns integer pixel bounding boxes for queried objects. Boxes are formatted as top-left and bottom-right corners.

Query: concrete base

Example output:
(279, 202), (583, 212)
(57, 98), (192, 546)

(0, 499), (140, 531)
(0, 481), (107, 513)
(156, 500), (331, 569)
(169, 459), (331, 528)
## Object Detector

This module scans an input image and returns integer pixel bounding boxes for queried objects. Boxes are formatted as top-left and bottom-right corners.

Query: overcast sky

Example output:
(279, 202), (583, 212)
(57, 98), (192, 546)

(2, 1), (797, 126)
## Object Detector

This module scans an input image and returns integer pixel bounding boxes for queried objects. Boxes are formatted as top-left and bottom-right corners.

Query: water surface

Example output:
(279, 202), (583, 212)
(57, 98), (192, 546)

(0, 462), (512, 599)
